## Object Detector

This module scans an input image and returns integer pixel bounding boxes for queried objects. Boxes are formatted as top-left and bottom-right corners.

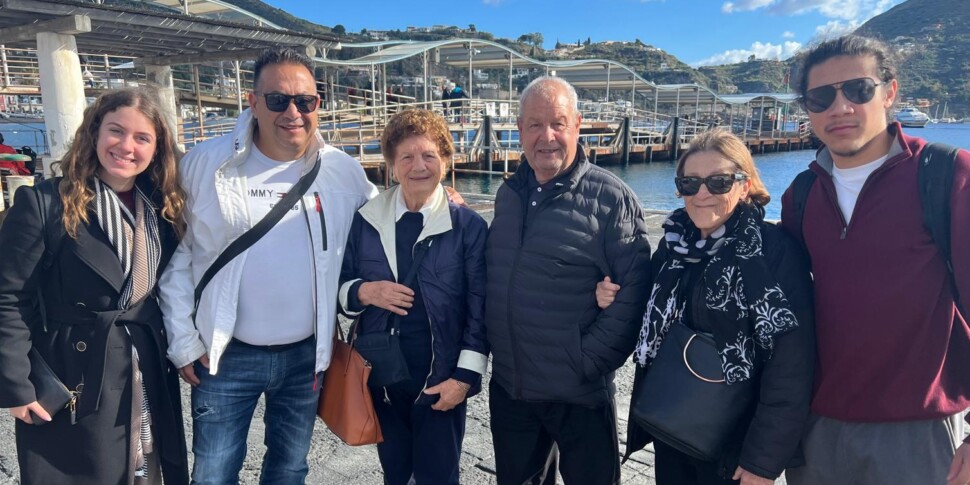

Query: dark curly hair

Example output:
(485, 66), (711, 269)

(796, 35), (897, 98)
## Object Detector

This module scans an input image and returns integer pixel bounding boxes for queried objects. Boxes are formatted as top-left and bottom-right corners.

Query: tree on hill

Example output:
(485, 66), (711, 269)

(333, 24), (346, 35)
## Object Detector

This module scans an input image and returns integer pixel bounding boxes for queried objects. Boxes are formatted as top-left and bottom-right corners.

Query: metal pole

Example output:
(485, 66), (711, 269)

(0, 46), (9, 87)
(467, 42), (474, 99)
(757, 97), (765, 137)
(423, 50), (429, 103)
(234, 60), (243, 113)
(605, 63), (611, 104)
(193, 64), (204, 138)
(370, 64), (376, 135)
(508, 54), (514, 102)
(381, 63), (387, 122)
(218, 60), (225, 99)
(694, 88), (700, 121)
(675, 88), (681, 117)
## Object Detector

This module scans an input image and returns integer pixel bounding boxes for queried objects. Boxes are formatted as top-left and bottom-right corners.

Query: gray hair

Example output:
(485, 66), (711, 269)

(519, 76), (578, 116)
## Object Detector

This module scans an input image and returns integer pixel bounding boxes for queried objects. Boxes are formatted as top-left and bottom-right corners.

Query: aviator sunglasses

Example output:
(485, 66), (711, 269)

(675, 173), (748, 196)
(258, 93), (319, 114)
(800, 77), (886, 113)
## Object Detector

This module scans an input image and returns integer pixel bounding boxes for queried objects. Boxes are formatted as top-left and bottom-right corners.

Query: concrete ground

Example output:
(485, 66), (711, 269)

(0, 205), (790, 485)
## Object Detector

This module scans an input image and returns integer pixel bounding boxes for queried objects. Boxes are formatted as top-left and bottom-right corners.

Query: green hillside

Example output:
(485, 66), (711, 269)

(219, 0), (966, 116)
(855, 0), (970, 116)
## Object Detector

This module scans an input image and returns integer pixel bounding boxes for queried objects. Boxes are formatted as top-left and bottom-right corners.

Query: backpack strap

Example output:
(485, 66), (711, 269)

(917, 142), (963, 318)
(790, 168), (817, 249)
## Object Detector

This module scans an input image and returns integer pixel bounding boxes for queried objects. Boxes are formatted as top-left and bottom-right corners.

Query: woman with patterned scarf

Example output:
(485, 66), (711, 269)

(0, 88), (189, 484)
(598, 129), (815, 485)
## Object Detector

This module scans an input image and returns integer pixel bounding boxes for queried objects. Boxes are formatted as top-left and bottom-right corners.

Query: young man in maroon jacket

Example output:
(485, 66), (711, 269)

(780, 35), (970, 485)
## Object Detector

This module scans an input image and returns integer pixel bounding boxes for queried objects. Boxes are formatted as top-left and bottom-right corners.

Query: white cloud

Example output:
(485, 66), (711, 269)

(692, 40), (802, 66)
(721, 0), (776, 13)
(783, 31), (796, 38)
(813, 20), (861, 40)
(719, 0), (901, 20)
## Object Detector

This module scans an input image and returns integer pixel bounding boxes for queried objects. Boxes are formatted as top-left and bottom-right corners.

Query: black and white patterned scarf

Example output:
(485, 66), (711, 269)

(633, 202), (799, 384)
(93, 178), (162, 483)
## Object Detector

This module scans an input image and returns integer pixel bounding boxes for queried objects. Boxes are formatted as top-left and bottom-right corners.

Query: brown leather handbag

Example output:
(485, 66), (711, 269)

(317, 324), (383, 446)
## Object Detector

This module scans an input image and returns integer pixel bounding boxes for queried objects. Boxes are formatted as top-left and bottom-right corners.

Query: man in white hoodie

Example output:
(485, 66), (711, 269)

(159, 47), (376, 484)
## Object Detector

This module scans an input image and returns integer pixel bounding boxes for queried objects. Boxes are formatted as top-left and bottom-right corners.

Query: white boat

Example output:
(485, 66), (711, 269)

(895, 106), (930, 128)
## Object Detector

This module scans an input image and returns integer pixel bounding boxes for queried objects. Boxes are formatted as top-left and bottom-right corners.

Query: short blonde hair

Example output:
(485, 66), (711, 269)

(676, 129), (770, 207)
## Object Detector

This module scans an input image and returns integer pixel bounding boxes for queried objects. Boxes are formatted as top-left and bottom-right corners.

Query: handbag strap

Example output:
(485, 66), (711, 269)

(388, 236), (434, 335)
(193, 156), (321, 316)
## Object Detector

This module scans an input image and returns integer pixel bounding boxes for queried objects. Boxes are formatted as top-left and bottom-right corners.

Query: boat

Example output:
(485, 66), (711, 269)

(895, 106), (930, 128)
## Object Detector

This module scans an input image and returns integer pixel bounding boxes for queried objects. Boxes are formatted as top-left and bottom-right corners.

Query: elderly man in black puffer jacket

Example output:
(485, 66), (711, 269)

(485, 76), (652, 485)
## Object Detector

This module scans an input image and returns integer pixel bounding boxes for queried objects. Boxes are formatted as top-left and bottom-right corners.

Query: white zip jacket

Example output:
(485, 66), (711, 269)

(159, 109), (377, 374)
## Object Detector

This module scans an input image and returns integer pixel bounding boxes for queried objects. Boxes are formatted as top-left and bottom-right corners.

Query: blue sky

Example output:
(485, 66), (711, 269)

(267, 0), (904, 66)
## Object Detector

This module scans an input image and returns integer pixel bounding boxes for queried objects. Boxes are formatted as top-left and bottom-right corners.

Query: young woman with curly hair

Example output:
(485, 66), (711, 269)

(0, 87), (189, 485)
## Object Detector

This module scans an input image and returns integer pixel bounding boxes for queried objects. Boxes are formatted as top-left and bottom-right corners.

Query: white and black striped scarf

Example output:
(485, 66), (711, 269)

(92, 178), (162, 309)
(93, 178), (161, 483)
(633, 203), (799, 384)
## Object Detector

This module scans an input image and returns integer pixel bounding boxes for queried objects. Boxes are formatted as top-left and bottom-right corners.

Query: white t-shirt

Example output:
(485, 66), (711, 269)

(233, 146), (315, 345)
(831, 154), (889, 224)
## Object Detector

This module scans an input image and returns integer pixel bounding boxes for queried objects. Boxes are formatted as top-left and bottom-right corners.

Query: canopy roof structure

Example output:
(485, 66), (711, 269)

(321, 39), (799, 107)
(0, 0), (339, 63)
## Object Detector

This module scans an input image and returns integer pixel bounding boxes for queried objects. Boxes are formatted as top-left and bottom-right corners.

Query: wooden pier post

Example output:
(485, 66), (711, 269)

(590, 149), (598, 165)
(670, 117), (681, 162)
(647, 145), (654, 163)
(483, 115), (493, 174)
(622, 116), (631, 167)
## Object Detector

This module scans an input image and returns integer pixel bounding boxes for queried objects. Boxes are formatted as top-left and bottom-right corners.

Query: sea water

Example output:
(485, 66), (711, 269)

(449, 123), (970, 220)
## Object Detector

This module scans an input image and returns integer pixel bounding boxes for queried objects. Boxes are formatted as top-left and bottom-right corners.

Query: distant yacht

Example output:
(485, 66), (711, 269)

(895, 105), (930, 128)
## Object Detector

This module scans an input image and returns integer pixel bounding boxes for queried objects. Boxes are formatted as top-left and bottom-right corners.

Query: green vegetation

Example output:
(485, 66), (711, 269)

(856, 0), (970, 117)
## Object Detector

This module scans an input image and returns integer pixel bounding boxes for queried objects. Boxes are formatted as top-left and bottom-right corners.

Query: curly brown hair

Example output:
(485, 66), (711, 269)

(54, 87), (186, 238)
(380, 109), (454, 180)
(676, 129), (771, 207)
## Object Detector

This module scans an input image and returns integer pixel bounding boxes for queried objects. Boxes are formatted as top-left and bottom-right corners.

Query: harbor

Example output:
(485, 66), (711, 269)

(2, 1), (970, 484)
(0, 0), (816, 204)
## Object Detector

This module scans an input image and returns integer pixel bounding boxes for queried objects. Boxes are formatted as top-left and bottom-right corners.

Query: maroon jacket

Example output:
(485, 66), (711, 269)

(780, 123), (970, 423)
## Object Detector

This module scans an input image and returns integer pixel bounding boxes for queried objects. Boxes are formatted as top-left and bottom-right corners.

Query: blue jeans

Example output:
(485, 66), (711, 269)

(190, 337), (321, 485)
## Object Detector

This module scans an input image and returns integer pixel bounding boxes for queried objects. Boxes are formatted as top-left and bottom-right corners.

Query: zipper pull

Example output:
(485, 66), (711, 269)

(69, 392), (78, 425)
(840, 227), (847, 240)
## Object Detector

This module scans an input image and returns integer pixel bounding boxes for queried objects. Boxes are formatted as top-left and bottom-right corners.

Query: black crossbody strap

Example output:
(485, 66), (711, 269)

(347, 236), (436, 342)
(388, 237), (434, 335)
(193, 156), (321, 316)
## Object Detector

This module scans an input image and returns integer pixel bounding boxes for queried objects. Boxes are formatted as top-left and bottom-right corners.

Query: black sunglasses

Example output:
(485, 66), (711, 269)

(800, 77), (886, 113)
(258, 93), (319, 114)
(675, 173), (747, 196)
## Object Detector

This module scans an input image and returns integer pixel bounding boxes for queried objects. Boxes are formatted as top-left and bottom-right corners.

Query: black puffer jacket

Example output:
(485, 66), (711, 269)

(624, 220), (815, 480)
(485, 148), (652, 406)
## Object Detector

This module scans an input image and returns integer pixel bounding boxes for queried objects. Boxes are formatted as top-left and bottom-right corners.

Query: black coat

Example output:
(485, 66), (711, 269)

(0, 178), (189, 485)
(624, 221), (815, 480)
(485, 148), (653, 406)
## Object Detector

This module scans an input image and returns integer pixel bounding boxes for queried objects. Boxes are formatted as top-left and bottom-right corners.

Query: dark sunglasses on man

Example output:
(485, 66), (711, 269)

(675, 173), (748, 196)
(799, 77), (887, 113)
(258, 93), (319, 114)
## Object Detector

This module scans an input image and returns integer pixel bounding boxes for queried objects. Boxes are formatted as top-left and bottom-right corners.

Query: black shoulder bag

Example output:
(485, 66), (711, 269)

(352, 237), (434, 388)
(193, 157), (320, 316)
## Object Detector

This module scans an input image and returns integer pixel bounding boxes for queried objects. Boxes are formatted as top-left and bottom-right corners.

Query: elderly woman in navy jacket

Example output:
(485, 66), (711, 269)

(338, 109), (488, 485)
